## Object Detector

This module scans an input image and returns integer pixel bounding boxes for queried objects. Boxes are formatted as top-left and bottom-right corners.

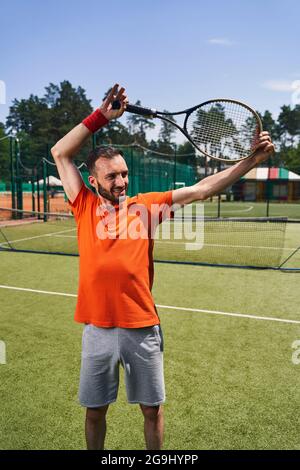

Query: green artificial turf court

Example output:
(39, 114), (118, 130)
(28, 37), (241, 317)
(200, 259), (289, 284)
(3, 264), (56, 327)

(0, 250), (300, 450)
(202, 200), (300, 219)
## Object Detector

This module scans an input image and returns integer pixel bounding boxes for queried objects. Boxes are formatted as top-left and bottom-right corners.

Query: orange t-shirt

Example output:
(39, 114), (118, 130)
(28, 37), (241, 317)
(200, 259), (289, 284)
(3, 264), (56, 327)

(70, 184), (173, 328)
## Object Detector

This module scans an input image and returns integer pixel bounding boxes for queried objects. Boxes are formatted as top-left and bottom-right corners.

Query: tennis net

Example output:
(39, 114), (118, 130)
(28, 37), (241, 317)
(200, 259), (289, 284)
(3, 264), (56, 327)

(0, 206), (295, 270)
(156, 215), (289, 268)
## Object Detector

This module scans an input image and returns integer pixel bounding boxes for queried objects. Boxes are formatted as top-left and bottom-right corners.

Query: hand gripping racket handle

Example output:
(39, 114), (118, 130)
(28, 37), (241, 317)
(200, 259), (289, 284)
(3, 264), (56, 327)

(112, 100), (157, 117)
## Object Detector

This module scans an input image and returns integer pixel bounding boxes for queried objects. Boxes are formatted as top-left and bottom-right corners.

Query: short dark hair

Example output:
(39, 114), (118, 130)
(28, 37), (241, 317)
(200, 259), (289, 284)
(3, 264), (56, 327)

(86, 146), (124, 174)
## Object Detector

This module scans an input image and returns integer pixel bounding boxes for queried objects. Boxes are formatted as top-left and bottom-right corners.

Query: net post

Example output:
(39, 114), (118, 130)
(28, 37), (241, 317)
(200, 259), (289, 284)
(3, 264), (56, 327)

(130, 147), (134, 196)
(43, 158), (48, 222)
(36, 169), (41, 218)
(217, 160), (221, 217)
(173, 144), (177, 189)
(15, 137), (23, 218)
(46, 149), (50, 211)
(31, 169), (35, 212)
(204, 155), (208, 178)
(10, 137), (16, 219)
(148, 157), (151, 192)
(266, 159), (271, 217)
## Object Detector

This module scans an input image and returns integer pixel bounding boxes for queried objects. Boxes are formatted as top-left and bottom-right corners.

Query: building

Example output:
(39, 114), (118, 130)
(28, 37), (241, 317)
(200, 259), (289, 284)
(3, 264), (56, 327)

(232, 168), (300, 201)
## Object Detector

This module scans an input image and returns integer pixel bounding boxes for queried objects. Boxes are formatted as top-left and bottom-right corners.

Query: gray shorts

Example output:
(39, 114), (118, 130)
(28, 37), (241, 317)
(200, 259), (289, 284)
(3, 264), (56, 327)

(79, 324), (165, 408)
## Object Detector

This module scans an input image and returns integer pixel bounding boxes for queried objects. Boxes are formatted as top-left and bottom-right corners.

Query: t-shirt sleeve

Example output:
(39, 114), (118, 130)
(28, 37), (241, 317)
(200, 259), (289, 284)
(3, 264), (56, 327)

(68, 183), (95, 222)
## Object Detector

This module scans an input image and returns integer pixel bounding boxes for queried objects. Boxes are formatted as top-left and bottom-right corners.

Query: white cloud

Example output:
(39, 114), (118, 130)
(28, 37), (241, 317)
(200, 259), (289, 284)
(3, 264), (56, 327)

(0, 80), (6, 105)
(207, 38), (234, 47)
(262, 80), (296, 92)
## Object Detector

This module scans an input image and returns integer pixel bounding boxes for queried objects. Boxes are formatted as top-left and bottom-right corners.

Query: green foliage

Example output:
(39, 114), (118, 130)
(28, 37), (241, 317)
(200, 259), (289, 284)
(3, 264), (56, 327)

(177, 141), (195, 164)
(6, 81), (94, 168)
(126, 100), (155, 145)
(94, 87), (133, 146)
(277, 105), (300, 146)
(255, 106), (300, 171)
(44, 81), (93, 142)
(155, 141), (175, 155)
(158, 111), (176, 143)
(0, 123), (10, 182)
(258, 110), (279, 140)
(3, 82), (300, 176)
(278, 143), (300, 174)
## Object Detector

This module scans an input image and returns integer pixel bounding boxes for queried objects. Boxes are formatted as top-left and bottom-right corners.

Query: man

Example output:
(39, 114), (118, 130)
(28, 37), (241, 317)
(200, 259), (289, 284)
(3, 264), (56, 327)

(51, 84), (274, 450)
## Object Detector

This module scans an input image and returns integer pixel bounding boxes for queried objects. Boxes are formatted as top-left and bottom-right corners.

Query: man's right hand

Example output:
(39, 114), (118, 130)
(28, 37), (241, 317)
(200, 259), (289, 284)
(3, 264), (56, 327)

(100, 84), (128, 121)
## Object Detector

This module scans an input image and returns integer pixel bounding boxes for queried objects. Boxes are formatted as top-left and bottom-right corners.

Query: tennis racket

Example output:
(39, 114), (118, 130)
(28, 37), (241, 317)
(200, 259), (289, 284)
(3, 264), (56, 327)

(113, 98), (262, 162)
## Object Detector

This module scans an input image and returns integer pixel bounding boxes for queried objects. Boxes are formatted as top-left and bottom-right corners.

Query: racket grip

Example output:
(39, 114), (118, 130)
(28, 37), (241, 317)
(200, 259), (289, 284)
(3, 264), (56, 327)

(125, 103), (156, 117)
(112, 100), (156, 117)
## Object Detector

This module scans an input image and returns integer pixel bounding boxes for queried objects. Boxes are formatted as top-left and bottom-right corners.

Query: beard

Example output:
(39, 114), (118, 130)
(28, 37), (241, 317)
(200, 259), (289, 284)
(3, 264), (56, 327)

(96, 181), (127, 204)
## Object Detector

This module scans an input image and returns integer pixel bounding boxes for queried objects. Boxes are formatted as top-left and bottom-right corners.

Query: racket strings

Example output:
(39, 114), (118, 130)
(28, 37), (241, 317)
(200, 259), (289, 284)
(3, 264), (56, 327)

(187, 101), (260, 161)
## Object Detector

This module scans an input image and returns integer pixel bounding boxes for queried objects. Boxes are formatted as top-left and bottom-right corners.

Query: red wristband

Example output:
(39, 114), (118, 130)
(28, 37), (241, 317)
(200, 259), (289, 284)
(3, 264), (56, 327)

(82, 109), (109, 133)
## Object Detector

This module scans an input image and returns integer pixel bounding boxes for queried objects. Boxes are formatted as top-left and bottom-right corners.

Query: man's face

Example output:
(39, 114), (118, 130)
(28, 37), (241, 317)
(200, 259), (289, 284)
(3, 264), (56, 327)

(88, 155), (129, 204)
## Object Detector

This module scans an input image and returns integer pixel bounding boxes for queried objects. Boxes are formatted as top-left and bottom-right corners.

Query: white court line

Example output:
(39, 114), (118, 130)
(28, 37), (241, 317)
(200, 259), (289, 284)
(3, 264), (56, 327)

(42, 233), (298, 252)
(50, 237), (297, 252)
(0, 285), (77, 297)
(2, 230), (293, 251)
(53, 234), (77, 238)
(156, 304), (300, 325)
(155, 240), (295, 251)
(204, 205), (254, 214)
(0, 284), (299, 325)
(1, 230), (295, 252)
(0, 228), (76, 247)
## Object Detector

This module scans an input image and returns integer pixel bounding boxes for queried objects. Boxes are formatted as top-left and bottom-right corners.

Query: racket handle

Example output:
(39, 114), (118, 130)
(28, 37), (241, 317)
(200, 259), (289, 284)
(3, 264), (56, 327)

(126, 103), (157, 117)
(112, 100), (157, 117)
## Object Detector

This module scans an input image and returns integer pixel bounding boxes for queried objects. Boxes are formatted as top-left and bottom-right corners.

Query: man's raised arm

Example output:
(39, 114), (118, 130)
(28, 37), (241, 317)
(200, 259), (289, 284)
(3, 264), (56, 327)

(172, 131), (275, 206)
(51, 84), (128, 203)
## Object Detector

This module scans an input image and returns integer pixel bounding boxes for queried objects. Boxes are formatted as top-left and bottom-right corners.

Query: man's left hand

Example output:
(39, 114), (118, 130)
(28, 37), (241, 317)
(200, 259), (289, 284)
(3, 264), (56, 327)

(252, 131), (275, 165)
(100, 84), (128, 120)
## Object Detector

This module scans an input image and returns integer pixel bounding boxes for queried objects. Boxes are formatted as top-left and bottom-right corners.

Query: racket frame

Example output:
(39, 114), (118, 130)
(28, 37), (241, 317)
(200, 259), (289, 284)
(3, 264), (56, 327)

(124, 99), (263, 162)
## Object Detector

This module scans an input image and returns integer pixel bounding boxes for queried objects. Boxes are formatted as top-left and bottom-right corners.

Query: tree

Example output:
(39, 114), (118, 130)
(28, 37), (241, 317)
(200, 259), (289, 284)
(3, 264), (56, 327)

(5, 81), (94, 167)
(158, 111), (176, 143)
(277, 105), (300, 146)
(272, 105), (300, 171)
(258, 110), (278, 138)
(94, 87), (133, 146)
(44, 81), (93, 143)
(0, 123), (10, 182)
(126, 100), (155, 145)
(279, 143), (300, 174)
(6, 94), (49, 136)
(154, 111), (176, 154)
(177, 141), (195, 164)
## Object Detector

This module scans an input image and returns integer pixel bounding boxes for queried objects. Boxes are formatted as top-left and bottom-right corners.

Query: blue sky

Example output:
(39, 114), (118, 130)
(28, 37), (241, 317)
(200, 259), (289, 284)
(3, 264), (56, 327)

(1, 0), (299, 142)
